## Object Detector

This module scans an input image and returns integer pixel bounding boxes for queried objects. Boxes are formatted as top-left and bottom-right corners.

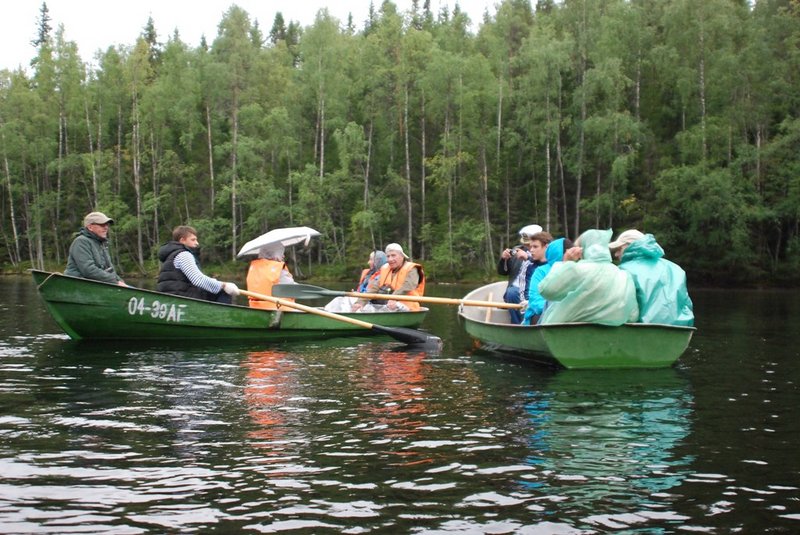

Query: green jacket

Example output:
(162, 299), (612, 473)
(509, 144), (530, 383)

(64, 228), (121, 284)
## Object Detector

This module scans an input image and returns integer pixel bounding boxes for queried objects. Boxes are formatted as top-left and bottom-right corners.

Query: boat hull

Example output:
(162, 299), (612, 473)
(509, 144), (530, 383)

(458, 281), (694, 369)
(32, 271), (426, 341)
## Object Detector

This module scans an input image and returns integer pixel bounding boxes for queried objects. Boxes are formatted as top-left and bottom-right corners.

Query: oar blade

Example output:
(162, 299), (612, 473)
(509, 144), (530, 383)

(272, 283), (339, 299)
(371, 325), (443, 350)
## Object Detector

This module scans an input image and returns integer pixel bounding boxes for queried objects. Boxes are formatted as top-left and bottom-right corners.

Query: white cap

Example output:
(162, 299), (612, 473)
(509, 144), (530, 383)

(518, 224), (543, 243)
(609, 229), (645, 249)
(385, 243), (408, 259)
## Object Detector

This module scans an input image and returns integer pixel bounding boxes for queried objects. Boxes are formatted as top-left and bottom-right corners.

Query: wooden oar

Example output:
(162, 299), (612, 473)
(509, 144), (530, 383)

(272, 283), (523, 309)
(239, 289), (442, 348)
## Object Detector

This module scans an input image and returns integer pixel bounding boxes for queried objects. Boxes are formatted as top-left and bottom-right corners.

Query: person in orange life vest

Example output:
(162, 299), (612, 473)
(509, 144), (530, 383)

(246, 243), (296, 310)
(356, 250), (388, 292)
(352, 243), (425, 312)
(324, 250), (388, 312)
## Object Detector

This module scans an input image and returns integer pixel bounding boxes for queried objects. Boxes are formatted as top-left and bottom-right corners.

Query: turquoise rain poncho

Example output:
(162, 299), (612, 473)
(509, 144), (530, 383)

(539, 229), (639, 325)
(522, 238), (566, 325)
(619, 234), (694, 326)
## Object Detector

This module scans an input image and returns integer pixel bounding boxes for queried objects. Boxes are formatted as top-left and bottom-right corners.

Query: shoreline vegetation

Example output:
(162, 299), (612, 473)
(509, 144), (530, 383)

(3, 2), (799, 287)
(8, 262), (798, 289)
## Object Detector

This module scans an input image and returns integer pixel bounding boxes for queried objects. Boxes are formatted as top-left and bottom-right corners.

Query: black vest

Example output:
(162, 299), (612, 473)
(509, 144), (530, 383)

(156, 242), (214, 300)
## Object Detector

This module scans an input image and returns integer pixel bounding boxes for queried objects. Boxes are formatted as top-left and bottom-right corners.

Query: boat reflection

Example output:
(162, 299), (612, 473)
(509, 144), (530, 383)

(522, 369), (694, 508)
(243, 350), (296, 449)
(352, 348), (429, 436)
(349, 347), (434, 466)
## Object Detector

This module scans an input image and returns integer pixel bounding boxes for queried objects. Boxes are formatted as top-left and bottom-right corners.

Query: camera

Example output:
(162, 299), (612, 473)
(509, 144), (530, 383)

(370, 285), (394, 305)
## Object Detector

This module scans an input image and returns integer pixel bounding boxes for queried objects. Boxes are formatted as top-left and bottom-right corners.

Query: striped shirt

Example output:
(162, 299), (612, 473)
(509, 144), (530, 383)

(173, 251), (223, 294)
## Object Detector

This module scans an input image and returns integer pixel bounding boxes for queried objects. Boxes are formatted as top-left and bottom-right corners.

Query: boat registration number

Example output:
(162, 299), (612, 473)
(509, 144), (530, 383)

(128, 297), (187, 322)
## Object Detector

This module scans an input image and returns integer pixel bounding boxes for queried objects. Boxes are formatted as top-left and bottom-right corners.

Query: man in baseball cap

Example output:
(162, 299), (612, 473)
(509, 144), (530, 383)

(65, 211), (127, 286)
(83, 211), (115, 227)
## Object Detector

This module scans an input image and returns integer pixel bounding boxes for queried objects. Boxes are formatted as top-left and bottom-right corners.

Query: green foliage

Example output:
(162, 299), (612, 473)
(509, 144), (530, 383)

(426, 218), (486, 279)
(649, 165), (757, 282)
(0, 0), (799, 285)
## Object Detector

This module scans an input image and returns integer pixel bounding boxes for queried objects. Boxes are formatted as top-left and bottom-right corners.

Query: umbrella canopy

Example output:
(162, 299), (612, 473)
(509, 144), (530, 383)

(237, 226), (320, 258)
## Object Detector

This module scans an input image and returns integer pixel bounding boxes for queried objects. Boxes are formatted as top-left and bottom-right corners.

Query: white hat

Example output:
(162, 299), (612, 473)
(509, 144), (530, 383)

(385, 243), (408, 259)
(518, 224), (543, 244)
(609, 229), (645, 249)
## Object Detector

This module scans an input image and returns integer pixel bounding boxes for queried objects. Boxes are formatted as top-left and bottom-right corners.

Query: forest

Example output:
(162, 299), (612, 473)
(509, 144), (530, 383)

(1, 0), (798, 285)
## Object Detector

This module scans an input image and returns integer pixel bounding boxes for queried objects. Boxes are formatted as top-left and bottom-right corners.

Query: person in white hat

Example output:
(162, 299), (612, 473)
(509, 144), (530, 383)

(498, 224), (544, 322)
(64, 211), (127, 286)
(352, 243), (425, 312)
(608, 229), (645, 259)
(611, 229), (694, 326)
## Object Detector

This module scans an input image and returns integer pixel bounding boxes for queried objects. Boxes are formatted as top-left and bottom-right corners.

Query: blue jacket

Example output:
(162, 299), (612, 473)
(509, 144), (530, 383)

(522, 238), (565, 325)
(619, 234), (694, 326)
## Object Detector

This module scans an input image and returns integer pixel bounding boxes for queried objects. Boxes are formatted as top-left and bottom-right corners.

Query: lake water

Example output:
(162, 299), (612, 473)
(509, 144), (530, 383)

(1, 276), (799, 533)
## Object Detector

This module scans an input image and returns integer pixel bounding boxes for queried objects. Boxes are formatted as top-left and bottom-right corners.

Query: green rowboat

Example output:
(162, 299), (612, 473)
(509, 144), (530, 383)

(458, 282), (695, 369)
(32, 270), (427, 341)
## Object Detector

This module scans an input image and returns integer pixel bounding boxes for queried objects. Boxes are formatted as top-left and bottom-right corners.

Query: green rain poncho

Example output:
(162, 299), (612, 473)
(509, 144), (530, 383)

(619, 234), (694, 326)
(539, 229), (639, 325)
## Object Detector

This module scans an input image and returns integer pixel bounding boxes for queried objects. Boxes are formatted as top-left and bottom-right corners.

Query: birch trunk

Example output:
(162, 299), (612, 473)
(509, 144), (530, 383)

(1, 135), (21, 266)
(404, 85), (413, 257)
(230, 98), (239, 260)
(420, 90), (427, 260)
(205, 104), (215, 212)
(365, 119), (375, 250)
(479, 142), (494, 268)
(131, 101), (144, 269)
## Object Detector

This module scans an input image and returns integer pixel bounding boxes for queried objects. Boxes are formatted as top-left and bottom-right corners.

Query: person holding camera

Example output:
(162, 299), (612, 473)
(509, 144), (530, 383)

(498, 224), (543, 323)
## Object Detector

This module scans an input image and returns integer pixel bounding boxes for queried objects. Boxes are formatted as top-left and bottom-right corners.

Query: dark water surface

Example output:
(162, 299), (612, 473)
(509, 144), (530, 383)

(1, 277), (798, 533)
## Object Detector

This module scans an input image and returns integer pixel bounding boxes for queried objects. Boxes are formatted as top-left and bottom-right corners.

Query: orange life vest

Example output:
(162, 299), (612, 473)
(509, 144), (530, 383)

(246, 259), (295, 310)
(376, 261), (425, 311)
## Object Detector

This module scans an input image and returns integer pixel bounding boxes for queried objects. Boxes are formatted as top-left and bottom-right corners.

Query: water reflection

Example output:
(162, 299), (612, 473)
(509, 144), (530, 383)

(4, 277), (800, 532)
(524, 369), (694, 527)
(243, 350), (294, 446)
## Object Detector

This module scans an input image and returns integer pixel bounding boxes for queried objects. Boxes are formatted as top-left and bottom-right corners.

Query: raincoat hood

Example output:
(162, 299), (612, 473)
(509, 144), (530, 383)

(620, 233), (664, 262)
(618, 233), (694, 326)
(578, 229), (613, 263)
(521, 238), (567, 324)
(544, 238), (565, 265)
